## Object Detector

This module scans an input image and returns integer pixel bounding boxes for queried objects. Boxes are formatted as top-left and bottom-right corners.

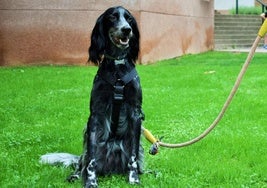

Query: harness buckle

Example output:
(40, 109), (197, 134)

(113, 83), (124, 101)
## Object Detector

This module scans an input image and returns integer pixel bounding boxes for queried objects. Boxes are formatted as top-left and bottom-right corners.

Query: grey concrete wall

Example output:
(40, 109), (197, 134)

(0, 0), (214, 65)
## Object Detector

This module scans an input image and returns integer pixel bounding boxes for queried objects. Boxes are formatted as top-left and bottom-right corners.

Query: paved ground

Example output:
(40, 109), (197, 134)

(216, 47), (267, 53)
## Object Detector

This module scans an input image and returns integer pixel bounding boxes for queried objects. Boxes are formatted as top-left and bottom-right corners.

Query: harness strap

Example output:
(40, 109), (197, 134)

(97, 67), (138, 137)
(120, 68), (138, 85)
(111, 101), (122, 135)
(97, 68), (138, 87)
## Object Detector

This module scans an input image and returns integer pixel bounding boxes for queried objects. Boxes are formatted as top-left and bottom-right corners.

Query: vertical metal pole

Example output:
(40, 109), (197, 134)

(236, 0), (239, 14)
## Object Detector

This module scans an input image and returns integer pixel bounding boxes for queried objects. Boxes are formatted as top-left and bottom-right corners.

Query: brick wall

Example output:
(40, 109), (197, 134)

(0, 0), (214, 65)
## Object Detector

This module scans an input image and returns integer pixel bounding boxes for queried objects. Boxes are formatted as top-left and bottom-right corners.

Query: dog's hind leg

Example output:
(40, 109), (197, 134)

(66, 155), (83, 182)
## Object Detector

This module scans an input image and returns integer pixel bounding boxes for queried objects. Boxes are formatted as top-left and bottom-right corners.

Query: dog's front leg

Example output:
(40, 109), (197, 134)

(82, 117), (98, 188)
(128, 117), (142, 184)
(84, 158), (97, 188)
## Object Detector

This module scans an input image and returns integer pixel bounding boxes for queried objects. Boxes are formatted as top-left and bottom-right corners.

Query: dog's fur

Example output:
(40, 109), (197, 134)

(40, 6), (144, 187)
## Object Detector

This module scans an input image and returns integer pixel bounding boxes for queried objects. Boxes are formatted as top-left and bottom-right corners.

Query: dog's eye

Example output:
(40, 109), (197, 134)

(125, 14), (133, 22)
(127, 16), (133, 23)
(109, 14), (117, 22)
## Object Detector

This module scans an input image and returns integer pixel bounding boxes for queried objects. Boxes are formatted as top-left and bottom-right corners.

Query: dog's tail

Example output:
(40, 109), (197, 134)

(40, 153), (80, 168)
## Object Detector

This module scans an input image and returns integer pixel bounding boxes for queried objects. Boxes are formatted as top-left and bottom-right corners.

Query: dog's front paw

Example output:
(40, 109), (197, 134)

(128, 156), (140, 184)
(84, 159), (98, 188)
(85, 179), (98, 188)
(84, 171), (98, 188)
(129, 170), (140, 184)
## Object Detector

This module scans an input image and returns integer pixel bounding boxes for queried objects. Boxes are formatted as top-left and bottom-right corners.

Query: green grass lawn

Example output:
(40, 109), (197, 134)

(1, 51), (266, 187)
(229, 6), (262, 15)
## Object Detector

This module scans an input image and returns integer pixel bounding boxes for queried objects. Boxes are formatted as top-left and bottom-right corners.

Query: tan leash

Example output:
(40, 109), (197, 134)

(142, 19), (267, 153)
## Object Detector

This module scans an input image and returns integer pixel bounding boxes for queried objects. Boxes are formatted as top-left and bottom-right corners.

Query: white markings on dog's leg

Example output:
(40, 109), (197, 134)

(128, 156), (140, 184)
(85, 159), (98, 188)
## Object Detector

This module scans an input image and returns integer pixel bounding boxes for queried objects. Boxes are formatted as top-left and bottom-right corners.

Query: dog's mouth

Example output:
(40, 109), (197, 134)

(114, 36), (130, 46)
(109, 30), (131, 49)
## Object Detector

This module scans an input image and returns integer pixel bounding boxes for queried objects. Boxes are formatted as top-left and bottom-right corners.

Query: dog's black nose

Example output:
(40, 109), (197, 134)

(121, 27), (132, 35)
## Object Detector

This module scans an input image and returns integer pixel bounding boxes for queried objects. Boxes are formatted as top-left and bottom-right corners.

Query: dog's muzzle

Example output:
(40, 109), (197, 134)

(109, 26), (132, 49)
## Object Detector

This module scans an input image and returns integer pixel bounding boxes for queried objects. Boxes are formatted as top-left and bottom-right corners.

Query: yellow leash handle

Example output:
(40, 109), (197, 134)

(142, 127), (158, 143)
(142, 127), (159, 155)
(258, 19), (267, 37)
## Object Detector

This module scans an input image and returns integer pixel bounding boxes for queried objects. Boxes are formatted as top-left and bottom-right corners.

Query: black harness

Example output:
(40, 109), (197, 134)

(97, 59), (138, 136)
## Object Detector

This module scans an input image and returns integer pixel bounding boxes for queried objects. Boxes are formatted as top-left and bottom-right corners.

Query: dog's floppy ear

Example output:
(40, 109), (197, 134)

(128, 16), (140, 62)
(88, 14), (106, 65)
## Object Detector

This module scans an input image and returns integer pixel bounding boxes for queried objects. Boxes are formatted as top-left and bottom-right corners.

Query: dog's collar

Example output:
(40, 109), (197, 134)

(104, 53), (127, 65)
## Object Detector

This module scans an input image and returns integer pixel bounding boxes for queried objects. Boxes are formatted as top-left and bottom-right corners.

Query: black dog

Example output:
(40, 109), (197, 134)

(40, 6), (144, 187)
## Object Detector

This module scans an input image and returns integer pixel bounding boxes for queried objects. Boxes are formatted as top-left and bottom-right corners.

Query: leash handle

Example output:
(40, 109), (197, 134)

(258, 19), (267, 37)
(142, 127), (158, 143)
(142, 127), (160, 155)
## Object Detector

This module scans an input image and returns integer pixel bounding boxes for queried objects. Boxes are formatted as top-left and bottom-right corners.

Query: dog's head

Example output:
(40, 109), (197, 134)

(88, 6), (140, 64)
